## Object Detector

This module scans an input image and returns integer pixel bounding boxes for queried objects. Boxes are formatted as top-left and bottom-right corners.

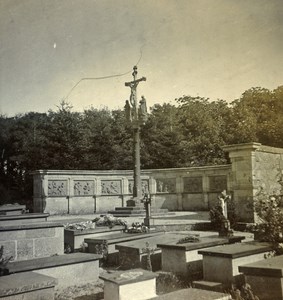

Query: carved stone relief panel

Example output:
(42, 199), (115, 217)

(183, 177), (203, 193)
(209, 175), (227, 192)
(101, 180), (121, 195)
(128, 180), (149, 195)
(74, 180), (94, 196)
(48, 180), (67, 196)
(156, 178), (176, 193)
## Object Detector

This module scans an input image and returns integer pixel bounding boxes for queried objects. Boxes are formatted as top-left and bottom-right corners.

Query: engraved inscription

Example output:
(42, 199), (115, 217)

(156, 178), (176, 193)
(209, 176), (227, 192)
(101, 180), (121, 195)
(48, 180), (67, 196)
(74, 180), (94, 196)
(183, 177), (203, 193)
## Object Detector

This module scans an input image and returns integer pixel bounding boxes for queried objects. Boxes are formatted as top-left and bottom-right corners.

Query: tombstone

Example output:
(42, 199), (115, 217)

(239, 255), (283, 300)
(157, 235), (244, 278)
(196, 242), (272, 287)
(100, 269), (158, 300)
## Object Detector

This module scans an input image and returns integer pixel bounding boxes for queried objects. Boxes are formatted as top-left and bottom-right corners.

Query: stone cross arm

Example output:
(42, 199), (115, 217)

(125, 76), (146, 87)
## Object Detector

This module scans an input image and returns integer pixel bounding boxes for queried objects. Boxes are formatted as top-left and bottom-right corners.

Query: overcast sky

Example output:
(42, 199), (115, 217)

(0, 0), (283, 116)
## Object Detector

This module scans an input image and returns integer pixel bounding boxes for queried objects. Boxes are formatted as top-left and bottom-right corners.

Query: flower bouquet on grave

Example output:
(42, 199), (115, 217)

(124, 222), (149, 234)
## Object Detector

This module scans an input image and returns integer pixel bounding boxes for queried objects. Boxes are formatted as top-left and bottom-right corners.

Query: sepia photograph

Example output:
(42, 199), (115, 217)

(0, 1), (283, 299)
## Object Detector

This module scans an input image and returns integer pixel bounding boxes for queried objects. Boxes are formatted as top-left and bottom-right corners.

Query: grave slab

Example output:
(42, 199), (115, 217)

(0, 213), (49, 226)
(8, 252), (101, 290)
(115, 232), (195, 271)
(64, 225), (124, 252)
(0, 271), (57, 300)
(157, 235), (244, 278)
(198, 242), (272, 286)
(86, 231), (161, 254)
(100, 268), (158, 300)
(239, 255), (283, 300)
(148, 288), (231, 300)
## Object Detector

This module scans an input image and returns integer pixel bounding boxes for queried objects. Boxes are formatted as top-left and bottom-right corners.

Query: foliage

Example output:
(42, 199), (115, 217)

(230, 283), (260, 300)
(1, 85), (283, 206)
(209, 204), (226, 230)
(253, 194), (283, 255)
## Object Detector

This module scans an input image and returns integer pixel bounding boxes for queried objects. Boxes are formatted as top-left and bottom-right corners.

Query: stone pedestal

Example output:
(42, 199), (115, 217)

(239, 255), (283, 300)
(100, 269), (158, 300)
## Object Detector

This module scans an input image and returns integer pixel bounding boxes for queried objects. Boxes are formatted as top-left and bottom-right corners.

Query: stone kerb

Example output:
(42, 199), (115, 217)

(0, 222), (64, 261)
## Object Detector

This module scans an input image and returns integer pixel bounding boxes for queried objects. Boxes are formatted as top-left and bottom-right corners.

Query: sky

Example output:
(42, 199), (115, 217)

(0, 0), (283, 116)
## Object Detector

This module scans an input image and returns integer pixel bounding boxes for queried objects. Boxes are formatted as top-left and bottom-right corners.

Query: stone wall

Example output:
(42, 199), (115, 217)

(32, 165), (231, 215)
(223, 143), (283, 222)
(32, 143), (283, 222)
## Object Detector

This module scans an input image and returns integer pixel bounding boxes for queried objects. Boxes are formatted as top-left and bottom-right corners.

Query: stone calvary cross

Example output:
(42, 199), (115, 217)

(124, 66), (147, 204)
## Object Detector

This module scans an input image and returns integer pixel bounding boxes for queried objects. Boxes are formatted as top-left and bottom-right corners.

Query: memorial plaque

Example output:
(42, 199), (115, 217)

(74, 180), (94, 196)
(47, 180), (67, 196)
(209, 175), (227, 192)
(101, 180), (121, 195)
(156, 178), (176, 193)
(183, 177), (203, 193)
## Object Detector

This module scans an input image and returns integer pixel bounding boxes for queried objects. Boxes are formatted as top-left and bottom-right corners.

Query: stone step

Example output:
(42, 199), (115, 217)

(193, 280), (224, 293)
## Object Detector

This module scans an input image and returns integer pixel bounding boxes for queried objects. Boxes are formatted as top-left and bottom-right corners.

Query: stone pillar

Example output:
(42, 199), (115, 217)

(222, 143), (261, 222)
(176, 176), (183, 210)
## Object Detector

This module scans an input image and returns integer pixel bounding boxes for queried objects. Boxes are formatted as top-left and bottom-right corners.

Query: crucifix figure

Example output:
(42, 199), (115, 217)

(125, 66), (147, 203)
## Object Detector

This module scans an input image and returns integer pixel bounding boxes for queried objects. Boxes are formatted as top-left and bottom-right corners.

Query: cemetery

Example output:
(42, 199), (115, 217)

(1, 70), (283, 300)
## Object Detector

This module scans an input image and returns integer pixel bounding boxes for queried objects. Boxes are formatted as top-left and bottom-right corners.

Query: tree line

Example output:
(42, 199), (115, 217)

(1, 86), (283, 207)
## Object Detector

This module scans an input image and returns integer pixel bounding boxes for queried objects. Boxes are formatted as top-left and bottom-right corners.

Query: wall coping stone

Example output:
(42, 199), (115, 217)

(100, 268), (157, 285)
(157, 236), (244, 251)
(238, 255), (283, 277)
(0, 221), (64, 231)
(0, 271), (57, 297)
(31, 164), (231, 176)
(198, 242), (272, 258)
(8, 253), (101, 273)
(223, 142), (283, 155)
(0, 213), (49, 221)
